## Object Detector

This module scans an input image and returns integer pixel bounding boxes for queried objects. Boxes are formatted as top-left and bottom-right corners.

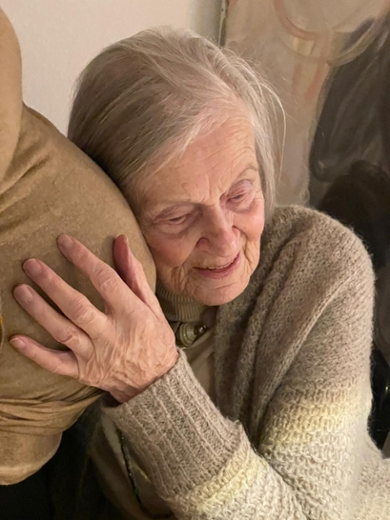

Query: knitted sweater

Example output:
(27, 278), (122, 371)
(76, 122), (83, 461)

(105, 205), (390, 520)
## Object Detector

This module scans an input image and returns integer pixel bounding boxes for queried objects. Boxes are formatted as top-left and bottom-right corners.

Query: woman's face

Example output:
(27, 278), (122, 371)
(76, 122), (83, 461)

(136, 116), (265, 306)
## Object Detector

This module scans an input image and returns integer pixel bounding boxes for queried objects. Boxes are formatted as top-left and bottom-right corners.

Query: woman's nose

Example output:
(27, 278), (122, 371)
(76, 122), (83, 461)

(197, 210), (239, 256)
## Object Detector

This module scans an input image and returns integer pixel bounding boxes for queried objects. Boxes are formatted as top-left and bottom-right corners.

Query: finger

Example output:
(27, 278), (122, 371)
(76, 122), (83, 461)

(22, 259), (108, 339)
(10, 335), (79, 378)
(13, 284), (93, 356)
(113, 235), (161, 314)
(56, 235), (136, 312)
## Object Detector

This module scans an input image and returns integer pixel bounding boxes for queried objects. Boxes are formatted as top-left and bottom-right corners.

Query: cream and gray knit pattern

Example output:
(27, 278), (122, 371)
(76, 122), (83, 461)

(106, 206), (390, 519)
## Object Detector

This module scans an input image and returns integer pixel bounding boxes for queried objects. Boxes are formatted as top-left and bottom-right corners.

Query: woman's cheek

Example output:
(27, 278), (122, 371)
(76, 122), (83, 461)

(237, 206), (264, 243)
(247, 198), (265, 239)
(144, 232), (196, 269)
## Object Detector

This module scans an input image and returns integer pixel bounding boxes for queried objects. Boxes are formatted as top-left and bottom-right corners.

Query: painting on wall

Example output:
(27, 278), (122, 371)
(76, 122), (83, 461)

(221, 0), (390, 205)
(222, 2), (390, 444)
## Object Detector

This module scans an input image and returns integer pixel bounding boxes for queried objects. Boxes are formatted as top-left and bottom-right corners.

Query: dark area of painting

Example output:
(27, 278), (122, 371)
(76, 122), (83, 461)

(310, 14), (390, 448)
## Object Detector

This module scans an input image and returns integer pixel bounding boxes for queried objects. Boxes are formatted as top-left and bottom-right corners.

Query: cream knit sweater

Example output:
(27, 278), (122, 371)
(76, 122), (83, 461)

(105, 205), (390, 519)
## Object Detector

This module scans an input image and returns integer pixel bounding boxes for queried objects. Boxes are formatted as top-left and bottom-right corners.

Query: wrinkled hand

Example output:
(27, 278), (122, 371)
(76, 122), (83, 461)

(10, 235), (178, 403)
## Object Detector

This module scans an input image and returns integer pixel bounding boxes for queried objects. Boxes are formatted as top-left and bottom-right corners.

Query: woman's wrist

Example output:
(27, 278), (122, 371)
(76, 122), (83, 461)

(109, 348), (179, 403)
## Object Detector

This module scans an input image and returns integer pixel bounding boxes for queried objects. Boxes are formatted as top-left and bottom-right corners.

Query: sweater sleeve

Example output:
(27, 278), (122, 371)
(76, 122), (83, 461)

(105, 237), (376, 519)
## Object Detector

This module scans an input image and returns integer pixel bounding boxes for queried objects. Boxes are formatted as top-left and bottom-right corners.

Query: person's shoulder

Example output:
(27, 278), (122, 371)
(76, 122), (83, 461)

(259, 205), (373, 285)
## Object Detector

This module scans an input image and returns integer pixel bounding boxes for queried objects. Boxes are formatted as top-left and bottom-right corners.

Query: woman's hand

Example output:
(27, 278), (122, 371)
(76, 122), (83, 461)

(10, 235), (178, 403)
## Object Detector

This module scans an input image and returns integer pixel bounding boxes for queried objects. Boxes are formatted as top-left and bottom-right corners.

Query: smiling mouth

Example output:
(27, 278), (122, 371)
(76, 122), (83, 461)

(203, 257), (237, 271)
(202, 257), (237, 270)
(194, 253), (241, 279)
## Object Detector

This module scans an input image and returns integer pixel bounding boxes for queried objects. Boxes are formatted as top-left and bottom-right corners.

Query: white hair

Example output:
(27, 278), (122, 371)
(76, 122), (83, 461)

(68, 27), (279, 218)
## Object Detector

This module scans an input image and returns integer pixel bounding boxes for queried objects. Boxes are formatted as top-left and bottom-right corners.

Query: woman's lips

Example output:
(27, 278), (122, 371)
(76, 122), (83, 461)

(195, 253), (241, 280)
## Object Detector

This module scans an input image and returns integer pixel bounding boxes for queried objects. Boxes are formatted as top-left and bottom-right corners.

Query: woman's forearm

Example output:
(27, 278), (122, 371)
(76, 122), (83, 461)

(106, 250), (376, 520)
(105, 352), (307, 520)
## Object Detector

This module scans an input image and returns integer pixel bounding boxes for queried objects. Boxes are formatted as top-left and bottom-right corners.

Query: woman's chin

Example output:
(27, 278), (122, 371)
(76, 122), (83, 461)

(190, 281), (249, 306)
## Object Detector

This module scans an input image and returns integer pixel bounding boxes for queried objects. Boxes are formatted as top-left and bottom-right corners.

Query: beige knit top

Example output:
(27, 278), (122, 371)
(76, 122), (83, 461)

(92, 287), (216, 519)
(102, 205), (390, 519)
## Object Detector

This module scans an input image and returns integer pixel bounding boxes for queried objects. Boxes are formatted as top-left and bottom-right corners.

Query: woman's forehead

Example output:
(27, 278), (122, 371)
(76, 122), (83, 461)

(138, 117), (258, 203)
(152, 117), (257, 181)
(138, 167), (259, 223)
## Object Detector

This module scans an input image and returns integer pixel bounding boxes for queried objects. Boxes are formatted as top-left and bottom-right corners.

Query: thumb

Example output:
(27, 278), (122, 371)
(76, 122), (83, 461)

(113, 235), (134, 289)
(113, 235), (159, 313)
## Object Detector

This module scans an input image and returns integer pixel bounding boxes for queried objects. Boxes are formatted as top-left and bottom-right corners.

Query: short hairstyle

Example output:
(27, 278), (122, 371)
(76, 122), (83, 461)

(68, 27), (279, 218)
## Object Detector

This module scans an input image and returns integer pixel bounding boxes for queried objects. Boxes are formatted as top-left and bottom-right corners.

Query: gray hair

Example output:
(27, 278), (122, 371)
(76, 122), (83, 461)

(68, 27), (278, 218)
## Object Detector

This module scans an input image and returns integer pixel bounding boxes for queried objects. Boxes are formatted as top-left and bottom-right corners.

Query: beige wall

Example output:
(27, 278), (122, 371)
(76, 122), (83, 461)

(2, 0), (221, 133)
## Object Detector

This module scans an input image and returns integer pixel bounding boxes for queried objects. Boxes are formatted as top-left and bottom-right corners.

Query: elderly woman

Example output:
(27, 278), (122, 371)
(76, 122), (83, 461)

(10, 28), (390, 519)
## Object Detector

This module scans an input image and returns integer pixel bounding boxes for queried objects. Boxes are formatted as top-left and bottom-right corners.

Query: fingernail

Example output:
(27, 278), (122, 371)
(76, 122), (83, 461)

(14, 285), (33, 303)
(58, 234), (74, 250)
(23, 259), (42, 276)
(10, 338), (26, 350)
(116, 234), (129, 247)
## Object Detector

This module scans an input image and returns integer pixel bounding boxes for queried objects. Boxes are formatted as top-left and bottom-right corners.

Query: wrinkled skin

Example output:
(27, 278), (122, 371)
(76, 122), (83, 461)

(137, 115), (265, 306)
(11, 235), (178, 402)
(11, 116), (265, 399)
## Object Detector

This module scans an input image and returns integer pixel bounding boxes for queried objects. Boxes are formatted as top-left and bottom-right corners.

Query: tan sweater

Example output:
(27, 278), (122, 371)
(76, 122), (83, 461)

(104, 205), (390, 520)
(0, 7), (154, 485)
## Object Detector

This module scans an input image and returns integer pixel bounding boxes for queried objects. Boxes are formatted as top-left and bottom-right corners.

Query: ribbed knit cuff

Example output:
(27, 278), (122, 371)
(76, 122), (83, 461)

(104, 351), (241, 499)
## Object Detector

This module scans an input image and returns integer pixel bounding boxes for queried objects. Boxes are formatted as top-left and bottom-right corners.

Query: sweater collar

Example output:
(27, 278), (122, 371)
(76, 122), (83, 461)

(156, 281), (208, 323)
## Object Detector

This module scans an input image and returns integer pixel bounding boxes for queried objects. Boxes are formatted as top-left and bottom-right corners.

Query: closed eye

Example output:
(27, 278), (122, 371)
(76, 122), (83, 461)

(229, 194), (246, 202)
(227, 179), (255, 206)
(167, 214), (189, 225)
(228, 191), (252, 205)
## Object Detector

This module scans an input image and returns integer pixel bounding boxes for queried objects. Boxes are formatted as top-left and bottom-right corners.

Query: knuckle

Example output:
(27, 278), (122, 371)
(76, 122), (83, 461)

(43, 269), (58, 288)
(55, 326), (81, 347)
(95, 268), (119, 295)
(74, 245), (90, 265)
(71, 296), (95, 325)
(51, 361), (68, 376)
